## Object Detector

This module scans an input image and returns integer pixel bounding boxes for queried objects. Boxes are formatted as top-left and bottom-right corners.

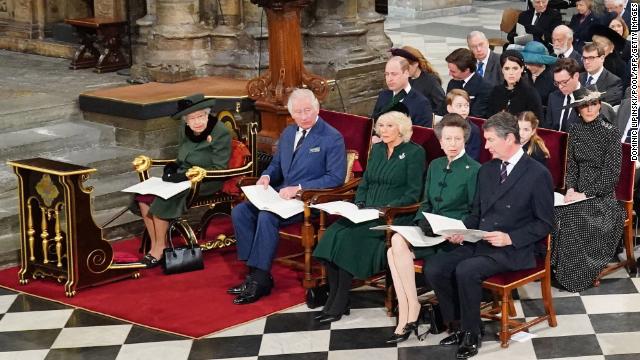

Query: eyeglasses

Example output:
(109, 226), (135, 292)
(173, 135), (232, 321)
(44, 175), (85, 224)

(582, 55), (602, 61)
(553, 78), (573, 87)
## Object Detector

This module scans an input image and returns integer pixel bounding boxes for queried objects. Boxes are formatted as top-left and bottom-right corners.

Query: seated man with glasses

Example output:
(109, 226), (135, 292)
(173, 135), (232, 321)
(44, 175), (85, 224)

(542, 58), (582, 132)
(579, 42), (623, 106)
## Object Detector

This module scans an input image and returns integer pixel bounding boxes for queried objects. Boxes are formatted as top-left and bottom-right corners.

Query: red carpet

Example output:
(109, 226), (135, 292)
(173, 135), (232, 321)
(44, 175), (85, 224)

(0, 238), (306, 338)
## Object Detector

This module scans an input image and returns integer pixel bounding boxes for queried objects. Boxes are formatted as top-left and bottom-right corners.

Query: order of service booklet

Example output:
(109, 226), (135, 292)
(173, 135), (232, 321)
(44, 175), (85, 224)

(370, 225), (447, 247)
(310, 201), (380, 224)
(122, 177), (191, 200)
(553, 192), (593, 207)
(241, 185), (304, 219)
(422, 212), (485, 242)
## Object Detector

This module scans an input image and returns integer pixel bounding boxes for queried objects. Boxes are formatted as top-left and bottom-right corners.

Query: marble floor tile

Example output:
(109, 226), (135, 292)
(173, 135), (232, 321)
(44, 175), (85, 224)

(51, 325), (132, 348)
(259, 330), (330, 356)
(0, 309), (73, 332)
(474, 339), (538, 360)
(328, 308), (395, 330)
(207, 317), (267, 338)
(532, 334), (603, 359)
(517, 282), (580, 300)
(189, 335), (262, 359)
(0, 349), (49, 360)
(526, 314), (595, 338)
(589, 312), (640, 333)
(45, 345), (121, 360)
(0, 295), (17, 314)
(0, 329), (60, 352)
(115, 340), (193, 360)
(328, 327), (396, 351)
(596, 332), (640, 355)
(581, 294), (640, 314)
(327, 347), (397, 360)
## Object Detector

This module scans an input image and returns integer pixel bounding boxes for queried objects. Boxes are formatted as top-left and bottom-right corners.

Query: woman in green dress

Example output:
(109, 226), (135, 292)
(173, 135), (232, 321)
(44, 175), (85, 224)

(386, 114), (480, 343)
(136, 94), (231, 267)
(312, 111), (426, 324)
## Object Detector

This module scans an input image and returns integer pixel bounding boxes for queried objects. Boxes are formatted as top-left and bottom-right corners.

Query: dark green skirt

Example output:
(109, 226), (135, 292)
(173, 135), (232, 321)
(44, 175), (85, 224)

(148, 181), (222, 220)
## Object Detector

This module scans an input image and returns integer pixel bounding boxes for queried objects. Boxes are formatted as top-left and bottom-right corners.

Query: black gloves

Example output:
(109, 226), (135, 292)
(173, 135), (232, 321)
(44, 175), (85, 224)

(162, 162), (188, 183)
(355, 202), (366, 209)
(415, 218), (436, 237)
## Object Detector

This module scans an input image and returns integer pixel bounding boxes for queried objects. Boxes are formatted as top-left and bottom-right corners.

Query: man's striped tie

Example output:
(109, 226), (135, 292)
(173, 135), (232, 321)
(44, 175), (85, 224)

(500, 161), (509, 184)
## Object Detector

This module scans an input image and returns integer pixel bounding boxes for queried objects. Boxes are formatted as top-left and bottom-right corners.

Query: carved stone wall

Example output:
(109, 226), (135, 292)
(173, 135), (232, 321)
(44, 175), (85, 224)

(131, 0), (390, 115)
(389, 0), (472, 19)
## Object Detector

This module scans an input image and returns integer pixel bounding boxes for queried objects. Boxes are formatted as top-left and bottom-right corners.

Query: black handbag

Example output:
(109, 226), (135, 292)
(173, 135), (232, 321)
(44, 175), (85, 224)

(162, 223), (204, 275)
(306, 284), (330, 309)
(422, 302), (445, 334)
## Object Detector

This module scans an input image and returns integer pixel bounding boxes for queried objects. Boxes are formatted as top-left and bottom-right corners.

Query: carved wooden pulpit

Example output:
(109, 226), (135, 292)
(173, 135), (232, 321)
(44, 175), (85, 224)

(8, 158), (142, 297)
(246, 0), (328, 152)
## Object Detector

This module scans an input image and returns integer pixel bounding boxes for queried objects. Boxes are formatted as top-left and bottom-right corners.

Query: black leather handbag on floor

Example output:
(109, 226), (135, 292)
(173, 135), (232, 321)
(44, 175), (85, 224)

(162, 223), (204, 275)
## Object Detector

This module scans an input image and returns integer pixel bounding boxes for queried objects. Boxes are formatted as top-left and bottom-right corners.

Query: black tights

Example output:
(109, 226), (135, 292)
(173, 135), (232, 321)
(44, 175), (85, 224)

(323, 261), (353, 316)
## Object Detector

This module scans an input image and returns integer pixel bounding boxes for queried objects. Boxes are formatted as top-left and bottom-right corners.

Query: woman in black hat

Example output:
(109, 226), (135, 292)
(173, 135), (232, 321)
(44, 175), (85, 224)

(390, 46), (445, 113)
(589, 24), (627, 82)
(135, 94), (231, 267)
(487, 50), (544, 121)
(550, 87), (625, 292)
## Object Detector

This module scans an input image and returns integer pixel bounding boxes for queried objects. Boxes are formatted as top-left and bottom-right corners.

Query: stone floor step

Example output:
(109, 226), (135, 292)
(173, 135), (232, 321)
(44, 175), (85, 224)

(0, 94), (82, 132)
(0, 121), (115, 162)
(87, 171), (142, 212)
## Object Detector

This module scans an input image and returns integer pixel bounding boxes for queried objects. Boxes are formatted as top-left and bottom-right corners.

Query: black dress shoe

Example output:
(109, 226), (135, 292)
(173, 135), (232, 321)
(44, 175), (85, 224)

(227, 275), (252, 295)
(456, 331), (482, 359)
(141, 254), (162, 268)
(317, 306), (350, 324)
(233, 281), (272, 305)
(313, 311), (328, 320)
(439, 330), (464, 346)
(386, 322), (422, 344)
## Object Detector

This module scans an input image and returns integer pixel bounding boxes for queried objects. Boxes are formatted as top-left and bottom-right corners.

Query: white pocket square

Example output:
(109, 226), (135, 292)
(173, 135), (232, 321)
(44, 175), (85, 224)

(309, 147), (321, 153)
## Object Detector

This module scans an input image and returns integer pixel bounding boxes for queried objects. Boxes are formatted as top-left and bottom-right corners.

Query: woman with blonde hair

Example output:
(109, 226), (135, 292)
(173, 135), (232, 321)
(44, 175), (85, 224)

(517, 111), (550, 166)
(391, 46), (445, 113)
(313, 110), (425, 324)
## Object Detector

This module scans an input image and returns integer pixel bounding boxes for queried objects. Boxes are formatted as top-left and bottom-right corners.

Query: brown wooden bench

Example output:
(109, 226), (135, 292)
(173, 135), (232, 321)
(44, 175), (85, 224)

(64, 17), (128, 73)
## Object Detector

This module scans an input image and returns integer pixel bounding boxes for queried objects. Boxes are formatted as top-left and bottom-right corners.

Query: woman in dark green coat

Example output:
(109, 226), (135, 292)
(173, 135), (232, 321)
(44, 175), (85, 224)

(137, 94), (231, 267)
(313, 111), (425, 323)
(386, 114), (480, 343)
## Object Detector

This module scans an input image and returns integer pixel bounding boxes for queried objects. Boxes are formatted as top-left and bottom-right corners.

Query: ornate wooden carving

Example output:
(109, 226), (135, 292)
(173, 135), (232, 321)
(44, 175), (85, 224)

(246, 0), (328, 151)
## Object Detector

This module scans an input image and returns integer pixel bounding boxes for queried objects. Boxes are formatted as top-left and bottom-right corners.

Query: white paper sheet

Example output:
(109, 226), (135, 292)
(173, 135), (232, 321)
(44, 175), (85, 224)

(310, 201), (380, 224)
(122, 177), (191, 200)
(370, 225), (447, 247)
(554, 192), (593, 207)
(241, 185), (304, 219)
(422, 212), (486, 242)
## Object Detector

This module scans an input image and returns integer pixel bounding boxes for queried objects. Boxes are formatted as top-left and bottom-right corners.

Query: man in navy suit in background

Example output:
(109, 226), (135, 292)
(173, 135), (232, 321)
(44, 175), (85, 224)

(543, 58), (583, 131)
(371, 56), (433, 127)
(440, 48), (491, 119)
(230, 88), (347, 304)
(425, 112), (554, 359)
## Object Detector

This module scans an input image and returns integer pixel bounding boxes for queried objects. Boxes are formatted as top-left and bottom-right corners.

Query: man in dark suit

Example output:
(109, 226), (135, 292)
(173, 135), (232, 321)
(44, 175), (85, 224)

(605, 0), (631, 28)
(467, 31), (503, 87)
(580, 42), (623, 105)
(440, 48), (491, 118)
(230, 88), (347, 304)
(552, 25), (584, 70)
(543, 58), (583, 131)
(517, 0), (563, 52)
(425, 112), (554, 359)
(371, 56), (433, 127)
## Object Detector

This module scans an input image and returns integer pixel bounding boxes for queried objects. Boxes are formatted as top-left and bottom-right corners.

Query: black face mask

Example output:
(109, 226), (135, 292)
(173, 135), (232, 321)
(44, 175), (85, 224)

(184, 114), (218, 142)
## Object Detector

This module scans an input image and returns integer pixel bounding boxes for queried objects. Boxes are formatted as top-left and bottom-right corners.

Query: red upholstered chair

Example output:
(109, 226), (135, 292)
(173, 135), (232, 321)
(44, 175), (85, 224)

(468, 117), (492, 163)
(272, 110), (374, 290)
(594, 143), (637, 284)
(481, 235), (557, 348)
(536, 128), (569, 191)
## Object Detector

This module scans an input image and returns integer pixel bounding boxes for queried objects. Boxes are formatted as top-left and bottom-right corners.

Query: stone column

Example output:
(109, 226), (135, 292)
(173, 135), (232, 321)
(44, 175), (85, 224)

(133, 0), (211, 82)
(388, 0), (472, 19)
(357, 0), (391, 53)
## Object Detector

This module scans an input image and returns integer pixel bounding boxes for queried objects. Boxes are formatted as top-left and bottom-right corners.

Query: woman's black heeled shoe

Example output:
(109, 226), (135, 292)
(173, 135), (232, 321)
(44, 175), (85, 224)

(142, 254), (162, 268)
(386, 322), (422, 344)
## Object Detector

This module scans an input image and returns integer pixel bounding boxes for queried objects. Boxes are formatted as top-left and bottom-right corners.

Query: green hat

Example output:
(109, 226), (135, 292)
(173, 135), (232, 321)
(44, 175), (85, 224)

(171, 94), (217, 120)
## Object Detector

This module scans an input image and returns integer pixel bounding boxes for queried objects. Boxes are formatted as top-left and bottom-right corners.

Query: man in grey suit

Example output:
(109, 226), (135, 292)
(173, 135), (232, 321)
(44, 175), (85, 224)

(580, 43), (623, 106)
(467, 31), (503, 88)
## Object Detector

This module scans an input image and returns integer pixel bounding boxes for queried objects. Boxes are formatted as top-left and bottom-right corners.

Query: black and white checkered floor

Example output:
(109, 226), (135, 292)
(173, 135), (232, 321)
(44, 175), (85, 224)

(1, 267), (639, 360)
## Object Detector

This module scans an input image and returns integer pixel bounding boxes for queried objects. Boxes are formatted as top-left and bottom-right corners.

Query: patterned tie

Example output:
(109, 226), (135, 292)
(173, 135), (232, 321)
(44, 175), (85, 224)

(585, 75), (593, 85)
(558, 54), (565, 59)
(294, 129), (307, 153)
(380, 89), (407, 114)
(477, 62), (485, 77)
(500, 161), (509, 184)
(533, 12), (541, 26)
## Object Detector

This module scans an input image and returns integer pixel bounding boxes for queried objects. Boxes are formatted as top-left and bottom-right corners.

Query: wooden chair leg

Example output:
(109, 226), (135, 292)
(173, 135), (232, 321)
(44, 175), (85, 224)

(500, 291), (510, 348)
(508, 292), (517, 318)
(541, 275), (558, 327)
(624, 218), (636, 274)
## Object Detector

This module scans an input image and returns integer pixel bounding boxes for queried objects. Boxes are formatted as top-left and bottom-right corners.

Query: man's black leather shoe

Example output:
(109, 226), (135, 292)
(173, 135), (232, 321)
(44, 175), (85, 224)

(313, 311), (328, 320)
(456, 331), (482, 359)
(233, 281), (272, 305)
(227, 275), (251, 295)
(439, 330), (464, 346)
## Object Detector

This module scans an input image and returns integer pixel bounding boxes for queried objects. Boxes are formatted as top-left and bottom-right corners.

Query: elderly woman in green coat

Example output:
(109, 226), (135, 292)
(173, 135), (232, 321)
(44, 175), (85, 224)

(313, 110), (426, 324)
(136, 94), (231, 267)
(386, 114), (480, 344)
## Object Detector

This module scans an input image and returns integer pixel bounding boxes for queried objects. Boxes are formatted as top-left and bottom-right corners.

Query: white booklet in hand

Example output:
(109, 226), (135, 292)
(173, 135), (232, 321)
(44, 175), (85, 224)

(310, 201), (380, 224)
(370, 225), (447, 247)
(241, 185), (304, 219)
(122, 177), (191, 200)
(422, 212), (485, 242)
(554, 192), (593, 207)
